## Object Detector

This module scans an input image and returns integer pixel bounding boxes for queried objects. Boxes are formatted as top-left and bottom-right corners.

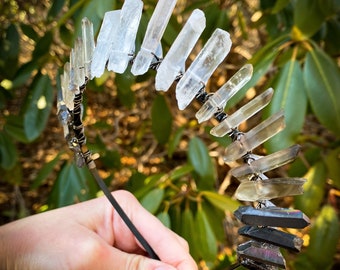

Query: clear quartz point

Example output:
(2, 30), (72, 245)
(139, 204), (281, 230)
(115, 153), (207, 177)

(237, 240), (286, 269)
(223, 110), (286, 162)
(211, 88), (274, 137)
(235, 177), (306, 201)
(91, 10), (121, 78)
(108, 0), (143, 74)
(196, 64), (253, 123)
(131, 0), (177, 75)
(231, 144), (301, 181)
(74, 38), (85, 87)
(238, 225), (303, 252)
(81, 17), (95, 79)
(61, 63), (75, 110)
(176, 28), (232, 110)
(234, 205), (310, 229)
(155, 9), (206, 91)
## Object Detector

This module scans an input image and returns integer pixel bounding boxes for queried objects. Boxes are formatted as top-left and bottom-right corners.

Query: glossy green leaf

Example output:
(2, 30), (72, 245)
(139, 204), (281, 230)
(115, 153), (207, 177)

(0, 24), (20, 78)
(305, 205), (340, 269)
(133, 173), (164, 199)
(201, 191), (241, 212)
(31, 153), (62, 189)
(32, 31), (53, 59)
(271, 0), (290, 14)
(140, 188), (164, 214)
(167, 126), (184, 158)
(169, 164), (193, 181)
(115, 71), (136, 108)
(181, 207), (200, 261)
(23, 74), (54, 141)
(293, 0), (325, 38)
(201, 201), (225, 241)
(169, 203), (182, 235)
(196, 205), (218, 262)
(11, 60), (38, 89)
(0, 131), (18, 170)
(48, 162), (98, 209)
(20, 23), (39, 41)
(188, 137), (215, 190)
(157, 211), (171, 228)
(4, 115), (30, 143)
(48, 0), (66, 21)
(264, 59), (307, 152)
(304, 47), (340, 136)
(294, 162), (327, 217)
(151, 95), (173, 145)
(324, 147), (340, 189)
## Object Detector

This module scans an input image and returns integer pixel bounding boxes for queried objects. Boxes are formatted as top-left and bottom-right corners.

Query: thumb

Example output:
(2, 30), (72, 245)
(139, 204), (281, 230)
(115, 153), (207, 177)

(107, 247), (177, 270)
(125, 254), (177, 270)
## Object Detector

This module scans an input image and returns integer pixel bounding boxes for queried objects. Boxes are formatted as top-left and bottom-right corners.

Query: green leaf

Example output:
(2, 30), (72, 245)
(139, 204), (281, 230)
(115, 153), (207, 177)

(181, 207), (200, 260)
(294, 161), (327, 217)
(305, 205), (340, 269)
(12, 60), (38, 89)
(271, 0), (291, 14)
(167, 126), (184, 158)
(169, 164), (194, 181)
(304, 47), (340, 136)
(23, 74), (54, 141)
(48, 0), (66, 21)
(157, 211), (171, 228)
(169, 203), (182, 235)
(20, 23), (39, 41)
(140, 188), (164, 214)
(293, 0), (325, 38)
(188, 137), (215, 190)
(196, 205), (218, 262)
(324, 147), (340, 189)
(31, 153), (62, 189)
(133, 173), (164, 199)
(0, 131), (18, 170)
(48, 162), (98, 209)
(264, 59), (307, 152)
(201, 191), (241, 212)
(4, 115), (30, 143)
(151, 95), (173, 145)
(32, 31), (53, 59)
(115, 71), (136, 108)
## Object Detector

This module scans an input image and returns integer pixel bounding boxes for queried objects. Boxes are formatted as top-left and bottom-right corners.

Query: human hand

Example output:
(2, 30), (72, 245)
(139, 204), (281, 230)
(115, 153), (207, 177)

(0, 190), (197, 270)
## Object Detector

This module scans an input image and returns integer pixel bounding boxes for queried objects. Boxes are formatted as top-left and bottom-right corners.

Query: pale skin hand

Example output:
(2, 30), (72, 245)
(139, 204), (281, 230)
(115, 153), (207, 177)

(0, 190), (197, 270)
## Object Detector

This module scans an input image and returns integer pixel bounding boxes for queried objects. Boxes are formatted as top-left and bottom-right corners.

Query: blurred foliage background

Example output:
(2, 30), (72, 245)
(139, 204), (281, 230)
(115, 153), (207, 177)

(0, 0), (339, 269)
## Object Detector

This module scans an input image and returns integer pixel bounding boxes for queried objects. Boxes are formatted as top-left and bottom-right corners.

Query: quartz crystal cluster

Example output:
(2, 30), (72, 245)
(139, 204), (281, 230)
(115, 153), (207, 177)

(57, 1), (310, 269)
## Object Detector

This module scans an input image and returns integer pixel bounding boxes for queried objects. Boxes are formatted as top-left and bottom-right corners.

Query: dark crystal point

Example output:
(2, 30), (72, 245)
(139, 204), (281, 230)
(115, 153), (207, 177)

(237, 241), (286, 269)
(234, 206), (310, 229)
(238, 225), (303, 252)
(239, 257), (278, 270)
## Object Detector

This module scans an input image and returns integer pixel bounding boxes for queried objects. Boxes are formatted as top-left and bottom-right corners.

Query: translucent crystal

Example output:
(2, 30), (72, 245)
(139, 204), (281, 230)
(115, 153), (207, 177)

(234, 206), (310, 228)
(108, 0), (143, 74)
(74, 38), (85, 87)
(61, 63), (75, 110)
(196, 64), (253, 123)
(176, 28), (232, 110)
(231, 144), (301, 180)
(155, 9), (206, 91)
(238, 225), (303, 252)
(81, 17), (95, 79)
(223, 111), (285, 162)
(131, 0), (177, 75)
(237, 241), (286, 269)
(211, 88), (274, 137)
(91, 10), (121, 78)
(235, 177), (306, 201)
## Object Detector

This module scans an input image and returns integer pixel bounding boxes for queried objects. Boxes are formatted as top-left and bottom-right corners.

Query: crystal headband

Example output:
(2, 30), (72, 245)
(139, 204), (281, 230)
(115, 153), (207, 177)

(57, 0), (310, 269)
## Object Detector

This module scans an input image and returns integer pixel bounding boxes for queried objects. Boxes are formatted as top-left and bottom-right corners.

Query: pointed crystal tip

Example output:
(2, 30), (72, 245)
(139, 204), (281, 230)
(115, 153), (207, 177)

(131, 49), (153, 75)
